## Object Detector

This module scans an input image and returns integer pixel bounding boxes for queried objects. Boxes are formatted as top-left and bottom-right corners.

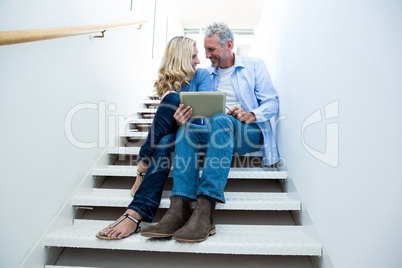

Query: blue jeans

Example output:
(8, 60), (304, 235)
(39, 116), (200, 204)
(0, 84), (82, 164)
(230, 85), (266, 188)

(128, 93), (180, 222)
(172, 113), (263, 203)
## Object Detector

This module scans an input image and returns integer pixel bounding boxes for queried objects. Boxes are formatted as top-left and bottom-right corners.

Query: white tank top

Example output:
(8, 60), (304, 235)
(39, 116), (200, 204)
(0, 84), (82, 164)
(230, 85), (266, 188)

(217, 65), (240, 111)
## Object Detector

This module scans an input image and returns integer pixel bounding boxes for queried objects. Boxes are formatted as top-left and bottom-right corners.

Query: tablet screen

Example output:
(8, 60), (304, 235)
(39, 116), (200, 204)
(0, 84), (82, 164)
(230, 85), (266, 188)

(180, 92), (226, 118)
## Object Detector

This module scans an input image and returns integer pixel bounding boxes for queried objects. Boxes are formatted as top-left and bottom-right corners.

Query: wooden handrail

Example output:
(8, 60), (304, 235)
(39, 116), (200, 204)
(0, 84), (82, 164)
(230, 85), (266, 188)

(0, 20), (147, 46)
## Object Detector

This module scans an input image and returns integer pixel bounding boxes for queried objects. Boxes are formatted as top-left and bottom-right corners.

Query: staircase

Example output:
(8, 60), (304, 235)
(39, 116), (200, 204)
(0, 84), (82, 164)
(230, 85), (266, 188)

(44, 94), (322, 267)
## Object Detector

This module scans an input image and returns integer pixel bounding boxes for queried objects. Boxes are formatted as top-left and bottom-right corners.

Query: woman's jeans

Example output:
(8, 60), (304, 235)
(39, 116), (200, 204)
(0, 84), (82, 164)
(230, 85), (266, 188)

(172, 113), (263, 203)
(127, 93), (180, 222)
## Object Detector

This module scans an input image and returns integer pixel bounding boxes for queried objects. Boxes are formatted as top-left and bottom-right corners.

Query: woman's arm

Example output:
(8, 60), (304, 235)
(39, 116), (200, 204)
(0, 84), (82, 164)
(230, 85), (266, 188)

(196, 69), (213, 92)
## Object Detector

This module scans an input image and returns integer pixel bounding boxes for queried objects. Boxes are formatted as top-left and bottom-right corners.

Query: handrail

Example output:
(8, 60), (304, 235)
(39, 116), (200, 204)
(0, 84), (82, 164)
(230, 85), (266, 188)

(0, 20), (147, 46)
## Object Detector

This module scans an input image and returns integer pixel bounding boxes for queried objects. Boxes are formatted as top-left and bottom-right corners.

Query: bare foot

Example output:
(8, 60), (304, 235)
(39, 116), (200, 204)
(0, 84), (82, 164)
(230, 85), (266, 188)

(97, 210), (142, 239)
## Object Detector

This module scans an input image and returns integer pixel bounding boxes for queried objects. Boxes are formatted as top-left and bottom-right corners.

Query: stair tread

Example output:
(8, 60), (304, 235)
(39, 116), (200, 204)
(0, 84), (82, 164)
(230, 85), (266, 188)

(128, 118), (153, 125)
(109, 147), (141, 154)
(148, 94), (159, 99)
(72, 189), (300, 210)
(120, 131), (148, 139)
(92, 165), (287, 179)
(108, 146), (264, 157)
(44, 220), (321, 256)
(137, 108), (157, 114)
(108, 147), (262, 157)
(144, 99), (161, 105)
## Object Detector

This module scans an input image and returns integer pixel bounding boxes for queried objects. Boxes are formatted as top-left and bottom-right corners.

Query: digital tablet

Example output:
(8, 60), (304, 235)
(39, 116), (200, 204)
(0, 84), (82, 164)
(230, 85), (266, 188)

(180, 92), (226, 118)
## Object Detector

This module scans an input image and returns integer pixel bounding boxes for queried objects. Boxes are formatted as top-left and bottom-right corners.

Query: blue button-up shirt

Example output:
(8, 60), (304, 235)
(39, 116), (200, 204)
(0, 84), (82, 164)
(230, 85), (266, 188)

(207, 55), (279, 166)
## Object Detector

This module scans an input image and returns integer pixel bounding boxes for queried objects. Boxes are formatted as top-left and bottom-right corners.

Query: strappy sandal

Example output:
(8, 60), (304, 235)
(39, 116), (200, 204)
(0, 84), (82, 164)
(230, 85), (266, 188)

(96, 213), (142, 240)
(130, 170), (146, 197)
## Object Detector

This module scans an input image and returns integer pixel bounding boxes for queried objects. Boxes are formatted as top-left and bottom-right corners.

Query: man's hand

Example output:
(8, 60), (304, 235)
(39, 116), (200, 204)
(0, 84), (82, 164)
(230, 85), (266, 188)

(227, 106), (256, 124)
(174, 104), (193, 126)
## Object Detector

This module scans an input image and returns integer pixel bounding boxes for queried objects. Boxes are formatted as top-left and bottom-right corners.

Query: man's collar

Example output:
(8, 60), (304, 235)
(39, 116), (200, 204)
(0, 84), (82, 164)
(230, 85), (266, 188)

(233, 54), (245, 68)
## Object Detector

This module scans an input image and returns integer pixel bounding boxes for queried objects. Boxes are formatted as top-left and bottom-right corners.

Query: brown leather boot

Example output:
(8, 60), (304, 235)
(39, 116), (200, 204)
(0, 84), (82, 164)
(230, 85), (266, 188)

(141, 196), (192, 238)
(172, 198), (216, 242)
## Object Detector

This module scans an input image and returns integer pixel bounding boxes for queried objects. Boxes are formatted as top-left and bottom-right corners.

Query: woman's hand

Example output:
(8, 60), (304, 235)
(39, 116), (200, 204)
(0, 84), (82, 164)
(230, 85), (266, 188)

(174, 104), (193, 126)
(227, 106), (256, 124)
(159, 90), (176, 101)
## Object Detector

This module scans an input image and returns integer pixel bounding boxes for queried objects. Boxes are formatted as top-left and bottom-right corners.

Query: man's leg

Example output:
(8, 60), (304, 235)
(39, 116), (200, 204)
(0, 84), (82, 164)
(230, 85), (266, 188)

(171, 123), (209, 199)
(199, 113), (263, 202)
(172, 113), (263, 242)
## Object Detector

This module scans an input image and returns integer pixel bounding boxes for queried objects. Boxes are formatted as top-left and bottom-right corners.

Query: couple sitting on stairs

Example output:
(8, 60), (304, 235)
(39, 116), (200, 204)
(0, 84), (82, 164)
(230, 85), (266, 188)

(96, 22), (279, 243)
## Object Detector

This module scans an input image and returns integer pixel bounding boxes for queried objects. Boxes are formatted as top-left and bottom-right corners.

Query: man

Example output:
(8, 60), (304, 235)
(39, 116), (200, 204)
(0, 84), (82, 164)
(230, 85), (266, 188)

(141, 22), (279, 242)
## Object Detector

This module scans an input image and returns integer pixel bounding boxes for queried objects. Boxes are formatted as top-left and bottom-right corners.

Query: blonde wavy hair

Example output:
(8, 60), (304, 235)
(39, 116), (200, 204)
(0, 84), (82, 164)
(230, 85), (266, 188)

(154, 36), (196, 95)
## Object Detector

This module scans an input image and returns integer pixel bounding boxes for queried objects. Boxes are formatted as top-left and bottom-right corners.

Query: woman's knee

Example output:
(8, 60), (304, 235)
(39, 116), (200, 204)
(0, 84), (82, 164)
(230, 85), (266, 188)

(160, 92), (180, 106)
(156, 93), (180, 116)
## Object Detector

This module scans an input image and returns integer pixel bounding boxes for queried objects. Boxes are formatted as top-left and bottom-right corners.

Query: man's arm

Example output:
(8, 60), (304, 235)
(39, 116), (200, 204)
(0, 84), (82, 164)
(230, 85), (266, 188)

(249, 59), (279, 122)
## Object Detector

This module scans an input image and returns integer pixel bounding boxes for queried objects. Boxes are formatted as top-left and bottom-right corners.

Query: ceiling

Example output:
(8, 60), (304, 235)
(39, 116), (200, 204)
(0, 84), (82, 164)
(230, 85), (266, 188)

(176, 0), (266, 29)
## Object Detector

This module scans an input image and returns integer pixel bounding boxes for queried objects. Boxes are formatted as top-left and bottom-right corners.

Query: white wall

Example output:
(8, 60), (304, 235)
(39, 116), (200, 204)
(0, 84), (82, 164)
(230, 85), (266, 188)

(151, 0), (184, 73)
(252, 0), (402, 267)
(0, 1), (155, 267)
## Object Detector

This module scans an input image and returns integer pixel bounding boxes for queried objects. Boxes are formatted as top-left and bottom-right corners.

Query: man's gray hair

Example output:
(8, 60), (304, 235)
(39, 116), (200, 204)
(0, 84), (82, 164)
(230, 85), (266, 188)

(203, 22), (234, 47)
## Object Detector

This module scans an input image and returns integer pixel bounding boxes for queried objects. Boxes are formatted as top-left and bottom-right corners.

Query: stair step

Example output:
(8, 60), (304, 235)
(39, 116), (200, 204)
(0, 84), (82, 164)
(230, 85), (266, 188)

(128, 118), (153, 126)
(144, 99), (161, 106)
(72, 189), (301, 211)
(108, 146), (264, 157)
(137, 108), (157, 115)
(92, 165), (287, 179)
(44, 219), (321, 256)
(46, 99), (321, 264)
(148, 94), (159, 100)
(109, 147), (141, 155)
(120, 131), (148, 139)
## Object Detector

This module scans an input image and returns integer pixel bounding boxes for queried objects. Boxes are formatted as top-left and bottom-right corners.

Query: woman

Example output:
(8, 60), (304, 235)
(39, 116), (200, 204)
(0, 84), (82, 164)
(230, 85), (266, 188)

(96, 36), (211, 240)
